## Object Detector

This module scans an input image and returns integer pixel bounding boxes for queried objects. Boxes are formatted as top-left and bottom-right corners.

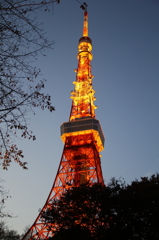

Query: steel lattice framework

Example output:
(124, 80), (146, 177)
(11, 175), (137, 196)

(22, 8), (105, 240)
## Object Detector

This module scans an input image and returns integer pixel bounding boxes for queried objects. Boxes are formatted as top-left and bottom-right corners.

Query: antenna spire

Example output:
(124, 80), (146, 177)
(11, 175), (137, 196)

(80, 2), (88, 37)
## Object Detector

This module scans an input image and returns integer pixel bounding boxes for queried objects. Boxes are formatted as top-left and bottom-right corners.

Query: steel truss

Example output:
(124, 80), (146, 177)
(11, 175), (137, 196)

(22, 134), (104, 239)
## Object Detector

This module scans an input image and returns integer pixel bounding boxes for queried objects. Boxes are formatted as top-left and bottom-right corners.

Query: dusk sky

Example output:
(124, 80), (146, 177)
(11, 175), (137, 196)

(1, 0), (159, 235)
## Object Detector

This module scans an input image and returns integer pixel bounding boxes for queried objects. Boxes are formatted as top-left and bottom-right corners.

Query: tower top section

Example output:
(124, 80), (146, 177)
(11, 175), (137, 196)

(78, 10), (92, 53)
(69, 6), (96, 121)
(61, 6), (105, 152)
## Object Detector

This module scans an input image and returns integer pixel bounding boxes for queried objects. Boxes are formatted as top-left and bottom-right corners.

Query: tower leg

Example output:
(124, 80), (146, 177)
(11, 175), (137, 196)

(22, 133), (104, 240)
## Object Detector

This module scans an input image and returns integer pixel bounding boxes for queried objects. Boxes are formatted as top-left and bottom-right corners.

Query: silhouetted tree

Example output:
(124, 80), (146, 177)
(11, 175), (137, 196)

(0, 222), (20, 240)
(49, 226), (92, 240)
(0, 0), (60, 169)
(42, 174), (159, 240)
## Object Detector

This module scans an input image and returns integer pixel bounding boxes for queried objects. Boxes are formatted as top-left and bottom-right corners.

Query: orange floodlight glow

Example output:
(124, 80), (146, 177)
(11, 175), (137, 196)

(22, 10), (105, 240)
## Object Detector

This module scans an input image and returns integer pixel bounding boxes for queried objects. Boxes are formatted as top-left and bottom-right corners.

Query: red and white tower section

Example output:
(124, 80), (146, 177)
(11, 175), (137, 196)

(22, 10), (105, 240)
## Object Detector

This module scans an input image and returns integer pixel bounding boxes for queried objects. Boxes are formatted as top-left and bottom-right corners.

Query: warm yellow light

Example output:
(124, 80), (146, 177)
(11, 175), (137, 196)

(61, 129), (104, 152)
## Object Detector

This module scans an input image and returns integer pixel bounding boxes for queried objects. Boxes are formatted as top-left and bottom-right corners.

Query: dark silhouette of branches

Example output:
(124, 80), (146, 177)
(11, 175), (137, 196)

(0, 0), (57, 169)
(0, 0), (59, 10)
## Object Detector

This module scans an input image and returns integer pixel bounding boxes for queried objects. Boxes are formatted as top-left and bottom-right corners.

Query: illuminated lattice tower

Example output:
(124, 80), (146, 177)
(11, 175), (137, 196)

(22, 9), (105, 240)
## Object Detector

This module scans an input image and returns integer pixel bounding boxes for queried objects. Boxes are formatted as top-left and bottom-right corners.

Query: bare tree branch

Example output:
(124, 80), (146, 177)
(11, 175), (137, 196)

(0, 0), (56, 169)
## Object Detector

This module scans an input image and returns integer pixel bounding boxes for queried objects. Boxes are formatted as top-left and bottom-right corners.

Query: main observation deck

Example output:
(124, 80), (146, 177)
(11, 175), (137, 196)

(61, 117), (105, 152)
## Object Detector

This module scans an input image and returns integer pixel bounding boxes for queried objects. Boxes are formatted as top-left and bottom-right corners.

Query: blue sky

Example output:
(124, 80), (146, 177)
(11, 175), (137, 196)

(1, 0), (159, 234)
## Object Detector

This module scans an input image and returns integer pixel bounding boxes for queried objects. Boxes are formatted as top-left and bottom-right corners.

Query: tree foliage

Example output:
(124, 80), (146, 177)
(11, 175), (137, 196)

(42, 174), (159, 240)
(0, 221), (20, 240)
(0, 0), (58, 169)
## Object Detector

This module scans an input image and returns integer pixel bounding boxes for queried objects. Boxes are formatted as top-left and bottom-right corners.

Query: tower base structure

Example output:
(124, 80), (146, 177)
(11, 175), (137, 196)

(22, 122), (104, 239)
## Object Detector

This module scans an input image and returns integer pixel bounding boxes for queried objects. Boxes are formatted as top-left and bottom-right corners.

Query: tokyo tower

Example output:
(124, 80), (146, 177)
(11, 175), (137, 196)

(22, 5), (105, 240)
